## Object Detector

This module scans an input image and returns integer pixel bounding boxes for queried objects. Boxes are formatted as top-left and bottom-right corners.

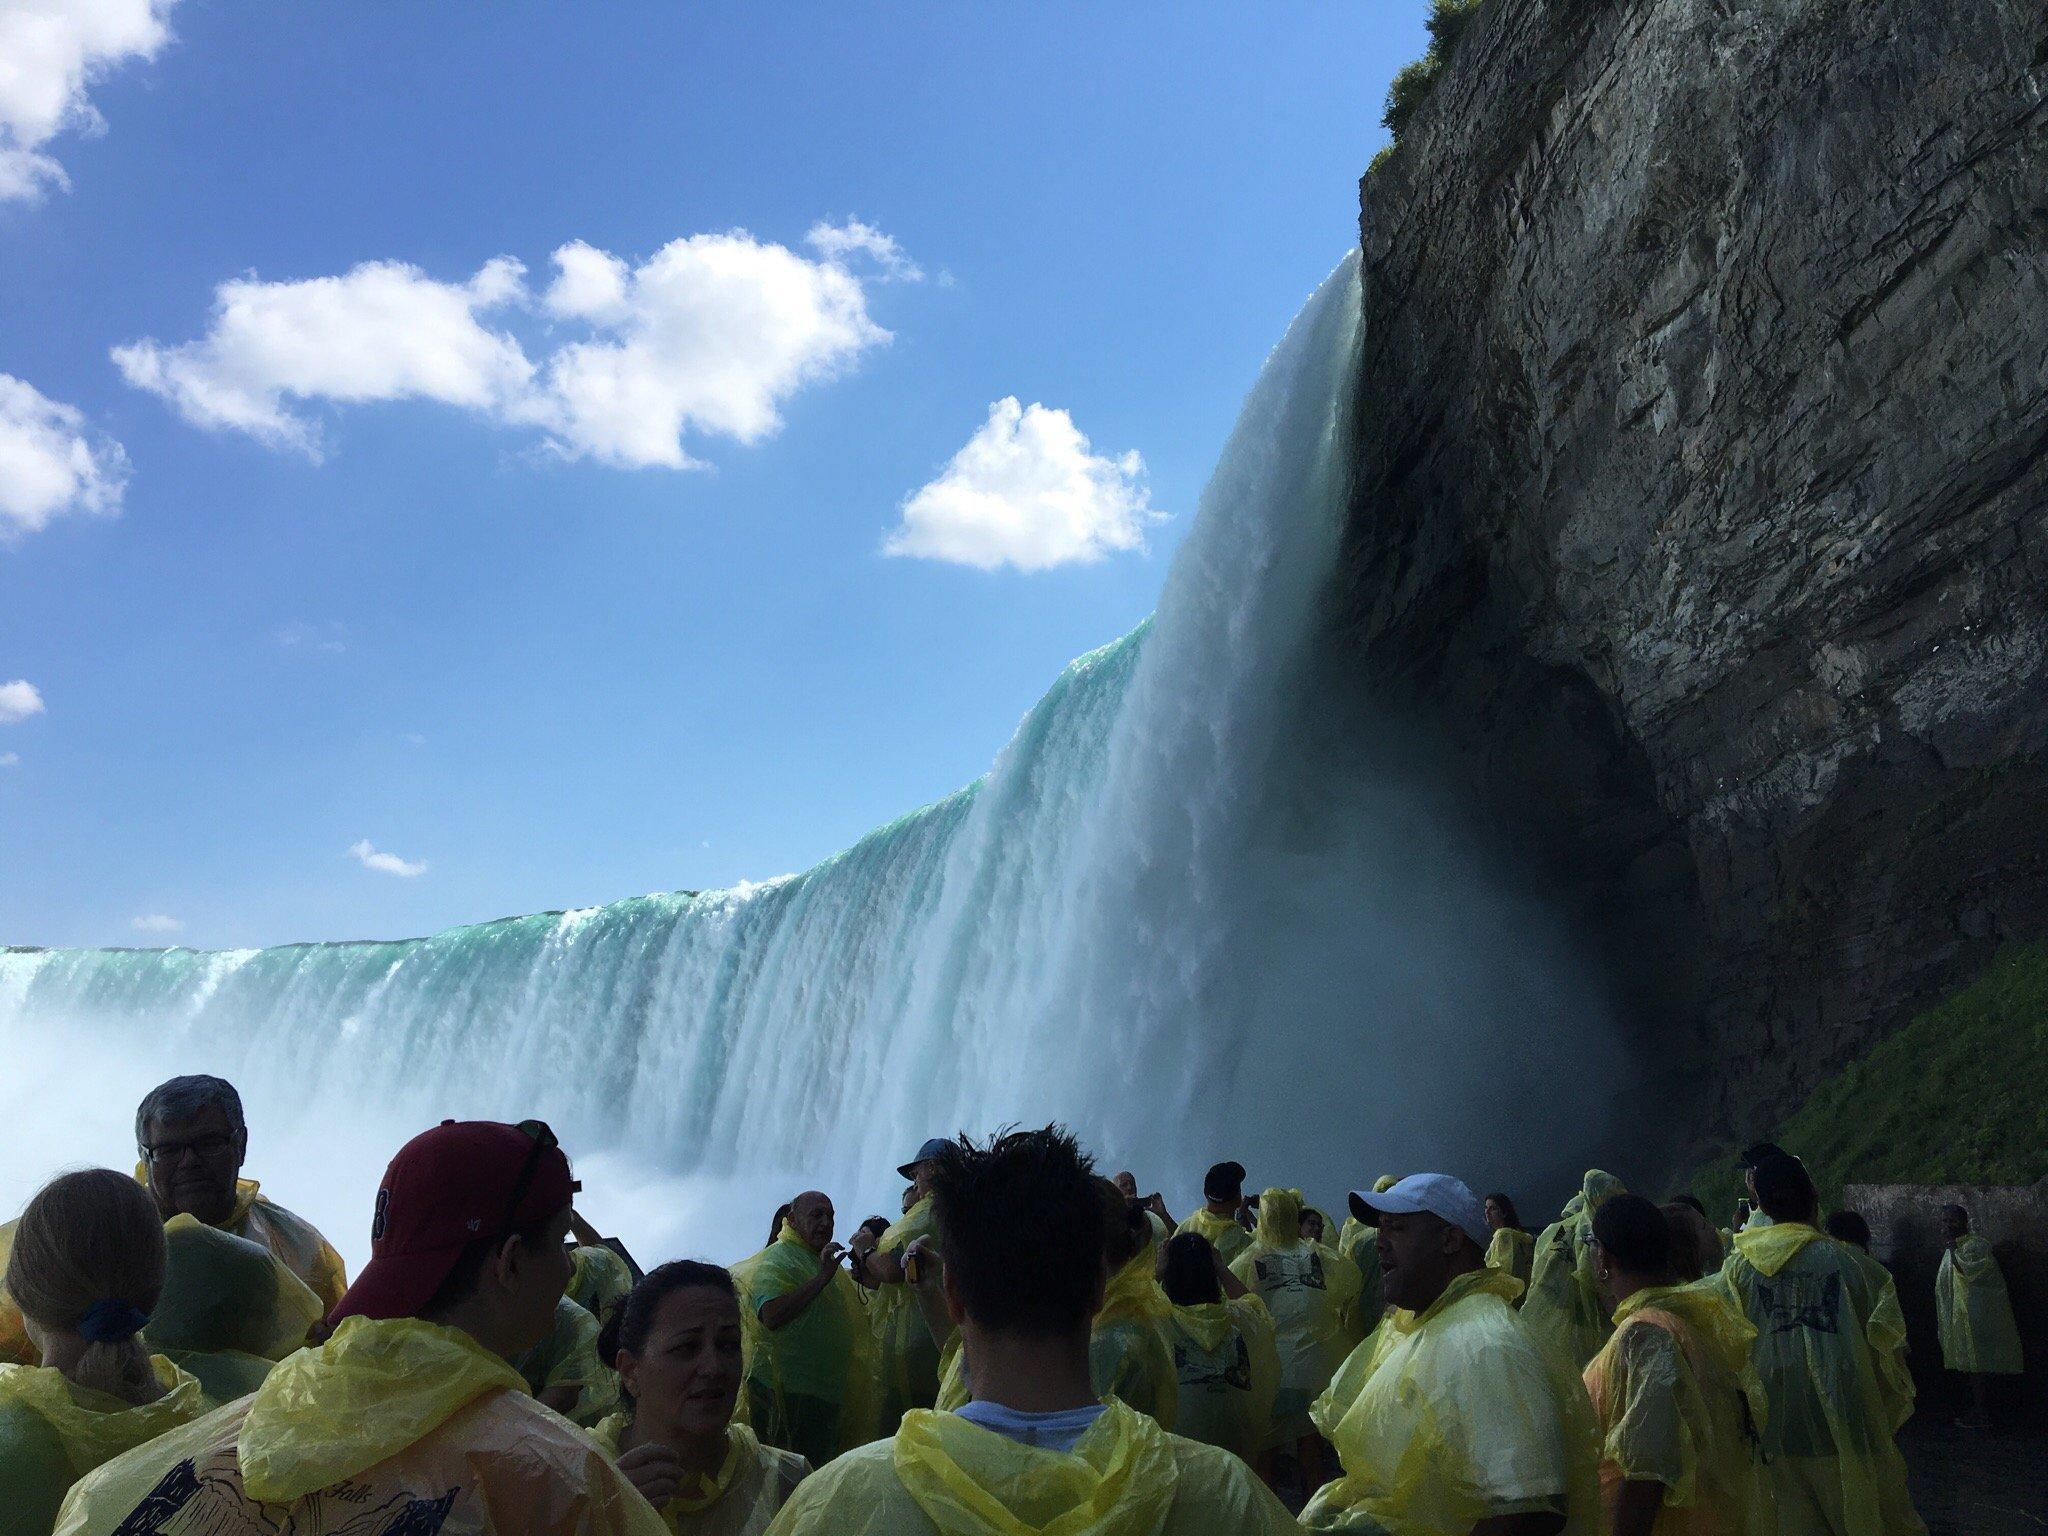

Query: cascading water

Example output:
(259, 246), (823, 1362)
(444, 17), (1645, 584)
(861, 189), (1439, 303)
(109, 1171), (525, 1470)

(0, 252), (1619, 1265)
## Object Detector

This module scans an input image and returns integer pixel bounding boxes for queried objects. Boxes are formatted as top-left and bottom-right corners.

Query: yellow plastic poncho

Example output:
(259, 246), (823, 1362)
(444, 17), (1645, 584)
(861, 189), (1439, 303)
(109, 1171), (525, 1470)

(762, 1396), (1300, 1535)
(570, 1244), (638, 1331)
(0, 1357), (206, 1536)
(514, 1293), (622, 1427)
(934, 1333), (971, 1414)
(1089, 1246), (1177, 1429)
(212, 1179), (350, 1315)
(869, 1197), (942, 1438)
(1486, 1227), (1535, 1291)
(1717, 1223), (1921, 1536)
(0, 1177), (345, 1369)
(590, 1414), (809, 1535)
(1172, 1207), (1251, 1268)
(1335, 1175), (1395, 1342)
(1936, 1236), (2023, 1376)
(1581, 1283), (1768, 1536)
(133, 1172), (349, 1313)
(1166, 1293), (1279, 1465)
(1228, 1189), (1360, 1445)
(1335, 1218), (1386, 1337)
(1301, 1266), (1601, 1536)
(143, 1214), (326, 1407)
(1523, 1172), (1626, 1371)
(733, 1221), (881, 1465)
(51, 1315), (671, 1536)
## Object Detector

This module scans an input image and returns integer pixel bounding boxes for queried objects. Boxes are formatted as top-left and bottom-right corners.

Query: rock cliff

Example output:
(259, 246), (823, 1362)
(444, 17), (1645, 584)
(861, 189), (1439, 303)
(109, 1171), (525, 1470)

(1343, 0), (2048, 1151)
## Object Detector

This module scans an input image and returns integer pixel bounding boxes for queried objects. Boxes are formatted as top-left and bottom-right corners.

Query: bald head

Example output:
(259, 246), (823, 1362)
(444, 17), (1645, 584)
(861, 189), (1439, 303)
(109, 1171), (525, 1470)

(789, 1190), (835, 1251)
(1113, 1171), (1138, 1199)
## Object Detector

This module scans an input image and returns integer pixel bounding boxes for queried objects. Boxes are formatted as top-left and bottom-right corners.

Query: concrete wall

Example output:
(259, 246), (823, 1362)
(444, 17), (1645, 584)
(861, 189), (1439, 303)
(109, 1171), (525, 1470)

(1844, 1180), (2047, 1408)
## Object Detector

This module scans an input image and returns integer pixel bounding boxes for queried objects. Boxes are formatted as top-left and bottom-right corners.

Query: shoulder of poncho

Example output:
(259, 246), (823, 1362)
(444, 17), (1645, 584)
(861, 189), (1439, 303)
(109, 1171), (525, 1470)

(1418, 1290), (1537, 1374)
(757, 1436), (814, 1482)
(66, 1392), (251, 1501)
(1610, 1311), (1683, 1368)
(1164, 1427), (1268, 1488)
(248, 1190), (311, 1225)
(454, 1386), (608, 1462)
(795, 1433), (899, 1500)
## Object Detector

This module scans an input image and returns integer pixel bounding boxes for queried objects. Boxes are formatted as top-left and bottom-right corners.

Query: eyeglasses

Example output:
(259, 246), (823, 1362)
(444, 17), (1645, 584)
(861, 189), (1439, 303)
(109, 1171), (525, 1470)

(142, 1132), (238, 1165)
(499, 1119), (580, 1237)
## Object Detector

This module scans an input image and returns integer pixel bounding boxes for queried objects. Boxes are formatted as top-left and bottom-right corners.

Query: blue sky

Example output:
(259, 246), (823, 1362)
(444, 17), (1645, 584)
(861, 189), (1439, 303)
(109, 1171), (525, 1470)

(0, 2), (1421, 949)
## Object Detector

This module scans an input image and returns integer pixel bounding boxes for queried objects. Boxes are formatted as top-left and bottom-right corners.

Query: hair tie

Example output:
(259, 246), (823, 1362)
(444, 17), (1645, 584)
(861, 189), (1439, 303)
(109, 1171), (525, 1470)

(76, 1299), (150, 1345)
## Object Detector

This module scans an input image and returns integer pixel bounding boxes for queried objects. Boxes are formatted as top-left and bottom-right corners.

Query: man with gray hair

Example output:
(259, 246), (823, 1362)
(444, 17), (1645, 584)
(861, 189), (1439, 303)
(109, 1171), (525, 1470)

(0, 1075), (346, 1364)
(130, 1074), (348, 1315)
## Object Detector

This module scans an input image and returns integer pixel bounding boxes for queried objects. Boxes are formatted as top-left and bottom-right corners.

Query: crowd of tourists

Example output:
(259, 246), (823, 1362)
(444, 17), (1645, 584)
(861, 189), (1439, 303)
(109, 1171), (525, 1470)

(0, 1073), (2027, 1535)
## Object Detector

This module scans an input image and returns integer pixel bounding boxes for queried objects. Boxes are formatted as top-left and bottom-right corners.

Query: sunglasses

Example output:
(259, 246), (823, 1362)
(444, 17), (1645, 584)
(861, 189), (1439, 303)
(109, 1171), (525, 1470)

(500, 1119), (582, 1238)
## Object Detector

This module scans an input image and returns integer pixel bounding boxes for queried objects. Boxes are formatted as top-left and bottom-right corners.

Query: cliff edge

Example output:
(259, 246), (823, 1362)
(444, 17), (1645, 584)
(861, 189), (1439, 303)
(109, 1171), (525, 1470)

(1344, 0), (2048, 1149)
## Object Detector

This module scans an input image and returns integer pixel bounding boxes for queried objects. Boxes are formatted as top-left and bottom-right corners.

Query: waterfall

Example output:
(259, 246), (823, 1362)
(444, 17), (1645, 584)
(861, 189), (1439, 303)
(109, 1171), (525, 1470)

(0, 252), (1619, 1265)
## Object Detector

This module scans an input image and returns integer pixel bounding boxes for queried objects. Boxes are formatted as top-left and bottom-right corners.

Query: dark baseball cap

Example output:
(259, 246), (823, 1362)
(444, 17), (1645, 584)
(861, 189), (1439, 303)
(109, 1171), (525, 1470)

(1738, 1141), (1792, 1169)
(897, 1137), (951, 1179)
(328, 1119), (578, 1327)
(1204, 1161), (1247, 1200)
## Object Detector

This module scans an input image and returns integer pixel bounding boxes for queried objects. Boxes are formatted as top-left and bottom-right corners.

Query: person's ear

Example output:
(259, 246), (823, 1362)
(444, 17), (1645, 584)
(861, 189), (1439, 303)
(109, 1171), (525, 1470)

(490, 1233), (526, 1291)
(616, 1348), (640, 1399)
(940, 1253), (967, 1326)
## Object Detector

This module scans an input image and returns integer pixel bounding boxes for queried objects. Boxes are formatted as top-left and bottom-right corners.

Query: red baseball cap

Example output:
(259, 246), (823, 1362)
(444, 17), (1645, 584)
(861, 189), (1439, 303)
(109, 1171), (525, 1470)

(328, 1119), (578, 1327)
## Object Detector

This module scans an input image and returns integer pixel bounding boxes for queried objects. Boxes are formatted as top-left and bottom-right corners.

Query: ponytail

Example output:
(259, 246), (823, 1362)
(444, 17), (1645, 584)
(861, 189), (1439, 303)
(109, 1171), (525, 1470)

(7, 1169), (166, 1404)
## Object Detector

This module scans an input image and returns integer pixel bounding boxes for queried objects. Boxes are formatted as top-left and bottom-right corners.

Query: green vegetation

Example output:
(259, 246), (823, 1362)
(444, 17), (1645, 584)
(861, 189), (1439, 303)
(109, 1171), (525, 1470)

(1379, 0), (1486, 155)
(1688, 941), (2048, 1219)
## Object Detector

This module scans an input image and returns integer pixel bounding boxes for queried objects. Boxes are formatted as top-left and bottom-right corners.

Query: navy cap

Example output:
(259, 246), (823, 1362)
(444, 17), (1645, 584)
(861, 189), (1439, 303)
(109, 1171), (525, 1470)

(897, 1137), (951, 1179)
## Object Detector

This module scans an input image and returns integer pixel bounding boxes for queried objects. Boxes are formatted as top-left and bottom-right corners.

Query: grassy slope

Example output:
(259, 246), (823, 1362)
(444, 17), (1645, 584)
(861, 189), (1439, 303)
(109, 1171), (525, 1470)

(1688, 941), (2048, 1219)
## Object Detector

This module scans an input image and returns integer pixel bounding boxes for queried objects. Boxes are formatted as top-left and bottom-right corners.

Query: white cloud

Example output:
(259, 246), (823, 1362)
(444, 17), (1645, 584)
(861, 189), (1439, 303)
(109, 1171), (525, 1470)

(348, 839), (426, 878)
(117, 225), (903, 470)
(0, 0), (176, 204)
(0, 373), (127, 534)
(530, 229), (890, 468)
(131, 912), (181, 933)
(275, 620), (345, 654)
(0, 678), (45, 723)
(804, 218), (923, 282)
(113, 258), (534, 457)
(884, 398), (1160, 572)
(0, 751), (18, 767)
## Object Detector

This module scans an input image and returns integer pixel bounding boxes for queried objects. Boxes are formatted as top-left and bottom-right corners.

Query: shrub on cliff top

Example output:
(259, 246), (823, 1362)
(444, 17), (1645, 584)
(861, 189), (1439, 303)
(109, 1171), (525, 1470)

(1688, 941), (2048, 1218)
(1381, 0), (1486, 141)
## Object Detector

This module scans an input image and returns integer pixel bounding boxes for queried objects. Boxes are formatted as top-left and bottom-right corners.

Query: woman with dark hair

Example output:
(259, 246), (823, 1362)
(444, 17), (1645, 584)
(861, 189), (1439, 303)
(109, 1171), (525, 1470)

(1159, 1233), (1278, 1465)
(593, 1261), (809, 1534)
(1483, 1192), (1535, 1293)
(0, 1169), (209, 1534)
(1087, 1178), (1178, 1427)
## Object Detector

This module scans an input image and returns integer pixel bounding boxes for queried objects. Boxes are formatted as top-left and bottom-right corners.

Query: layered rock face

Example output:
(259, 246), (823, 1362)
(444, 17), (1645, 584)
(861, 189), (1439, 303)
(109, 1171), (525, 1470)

(1343, 0), (2048, 1147)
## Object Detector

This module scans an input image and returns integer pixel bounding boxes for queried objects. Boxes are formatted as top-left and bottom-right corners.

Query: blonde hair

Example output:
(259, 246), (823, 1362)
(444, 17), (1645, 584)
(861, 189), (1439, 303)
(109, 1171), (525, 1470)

(6, 1169), (167, 1403)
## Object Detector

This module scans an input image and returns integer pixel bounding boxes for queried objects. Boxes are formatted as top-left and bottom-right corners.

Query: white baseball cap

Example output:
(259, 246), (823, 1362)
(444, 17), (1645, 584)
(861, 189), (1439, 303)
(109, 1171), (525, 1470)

(1349, 1173), (1490, 1249)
